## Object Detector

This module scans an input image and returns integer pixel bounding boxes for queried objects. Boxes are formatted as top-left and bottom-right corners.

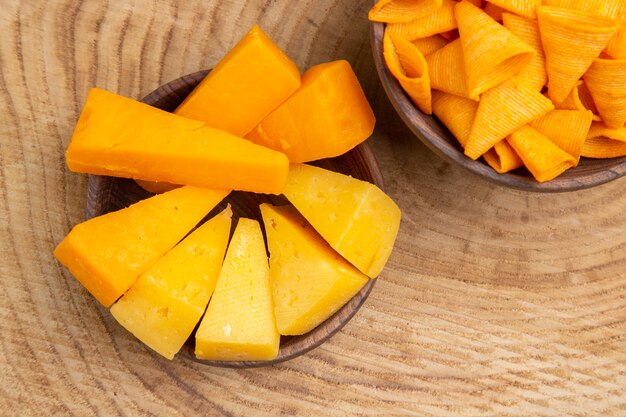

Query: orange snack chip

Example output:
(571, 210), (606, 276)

(369, 0), (443, 23)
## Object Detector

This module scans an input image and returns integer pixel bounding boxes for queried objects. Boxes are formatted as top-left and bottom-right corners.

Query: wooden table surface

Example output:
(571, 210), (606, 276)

(1, 0), (625, 415)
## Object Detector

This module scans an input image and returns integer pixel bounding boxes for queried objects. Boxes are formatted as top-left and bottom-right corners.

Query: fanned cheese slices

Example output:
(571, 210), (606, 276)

(369, 0), (443, 23)
(386, 0), (457, 40)
(384, 32), (432, 114)
(483, 140), (525, 173)
(485, 0), (540, 19)
(465, 78), (554, 159)
(537, 6), (616, 104)
(431, 91), (478, 147)
(455, 1), (535, 100)
(507, 126), (576, 182)
(412, 35), (448, 56)
(530, 110), (594, 164)
(583, 58), (626, 128)
(426, 39), (471, 99)
(582, 137), (626, 158)
(555, 80), (601, 121)
(502, 13), (547, 91)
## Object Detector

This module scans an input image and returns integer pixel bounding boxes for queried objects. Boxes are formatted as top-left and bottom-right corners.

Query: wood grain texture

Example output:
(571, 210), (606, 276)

(0, 0), (625, 416)
(369, 19), (626, 193)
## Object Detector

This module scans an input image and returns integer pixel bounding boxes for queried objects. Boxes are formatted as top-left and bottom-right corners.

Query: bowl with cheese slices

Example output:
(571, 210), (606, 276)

(55, 25), (402, 367)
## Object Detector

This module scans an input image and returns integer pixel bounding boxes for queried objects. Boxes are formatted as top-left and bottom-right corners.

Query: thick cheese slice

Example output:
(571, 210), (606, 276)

(282, 164), (401, 278)
(111, 207), (232, 360)
(54, 186), (229, 307)
(260, 203), (369, 335)
(66, 88), (289, 194)
(175, 25), (301, 137)
(195, 218), (279, 361)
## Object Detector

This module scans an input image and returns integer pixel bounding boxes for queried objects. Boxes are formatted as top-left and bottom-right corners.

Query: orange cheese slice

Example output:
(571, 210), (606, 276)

(54, 186), (229, 307)
(66, 88), (289, 194)
(110, 207), (232, 359)
(175, 25), (300, 137)
(195, 218), (279, 361)
(245, 61), (375, 163)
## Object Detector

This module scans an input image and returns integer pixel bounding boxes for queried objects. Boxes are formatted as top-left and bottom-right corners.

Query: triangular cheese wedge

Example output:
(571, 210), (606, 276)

(455, 1), (535, 99)
(465, 78), (555, 159)
(537, 6), (616, 104)
(110, 207), (232, 360)
(66, 88), (289, 194)
(384, 31), (432, 114)
(369, 0), (443, 23)
(195, 218), (279, 361)
(426, 39), (472, 100)
(486, 0), (541, 18)
(54, 186), (230, 307)
(530, 109), (594, 164)
(507, 126), (576, 182)
(282, 164), (401, 278)
(583, 57), (626, 128)
(260, 204), (368, 335)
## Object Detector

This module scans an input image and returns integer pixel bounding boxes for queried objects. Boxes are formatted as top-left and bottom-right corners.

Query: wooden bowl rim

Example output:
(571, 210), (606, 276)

(369, 17), (626, 193)
(86, 70), (381, 368)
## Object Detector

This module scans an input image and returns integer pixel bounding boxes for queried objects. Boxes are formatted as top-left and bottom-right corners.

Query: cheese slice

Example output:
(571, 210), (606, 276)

(195, 218), (279, 361)
(260, 204), (368, 335)
(54, 186), (229, 307)
(110, 207), (232, 360)
(282, 164), (401, 278)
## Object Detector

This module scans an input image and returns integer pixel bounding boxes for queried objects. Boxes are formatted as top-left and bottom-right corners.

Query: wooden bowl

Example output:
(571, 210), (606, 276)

(85, 70), (381, 367)
(369, 18), (626, 192)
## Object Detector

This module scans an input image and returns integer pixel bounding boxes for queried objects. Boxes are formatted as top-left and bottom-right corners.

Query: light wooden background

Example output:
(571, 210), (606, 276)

(1, 0), (625, 416)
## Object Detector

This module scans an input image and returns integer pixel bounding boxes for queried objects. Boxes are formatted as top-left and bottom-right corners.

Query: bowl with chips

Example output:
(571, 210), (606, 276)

(369, 0), (626, 192)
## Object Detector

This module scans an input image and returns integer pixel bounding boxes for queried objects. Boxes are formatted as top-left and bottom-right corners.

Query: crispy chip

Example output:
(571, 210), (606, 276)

(455, 1), (535, 100)
(465, 78), (555, 159)
(412, 35), (448, 56)
(483, 140), (524, 173)
(530, 109), (593, 164)
(426, 39), (472, 99)
(369, 0), (444, 23)
(502, 13), (547, 91)
(555, 80), (601, 120)
(606, 4), (626, 58)
(541, 0), (623, 19)
(484, 3), (506, 21)
(587, 122), (626, 141)
(485, 0), (541, 19)
(384, 31), (433, 114)
(386, 0), (457, 41)
(581, 136), (626, 157)
(432, 90), (478, 147)
(583, 57), (626, 128)
(507, 126), (576, 182)
(537, 6), (617, 103)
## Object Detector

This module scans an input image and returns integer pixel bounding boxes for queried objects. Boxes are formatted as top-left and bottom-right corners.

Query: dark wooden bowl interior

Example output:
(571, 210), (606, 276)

(369, 17), (626, 192)
(85, 70), (382, 368)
